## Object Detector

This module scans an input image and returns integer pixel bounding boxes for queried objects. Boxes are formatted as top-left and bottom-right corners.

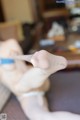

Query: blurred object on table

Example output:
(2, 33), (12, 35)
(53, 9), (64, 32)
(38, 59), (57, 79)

(70, 8), (80, 15)
(39, 39), (55, 47)
(47, 22), (65, 41)
(65, 0), (80, 9)
(69, 17), (80, 33)
(68, 40), (80, 54)
(65, 0), (76, 9)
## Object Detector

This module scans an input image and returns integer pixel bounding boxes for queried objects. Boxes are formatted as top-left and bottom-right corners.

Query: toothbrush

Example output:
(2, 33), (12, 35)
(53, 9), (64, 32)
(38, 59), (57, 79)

(10, 55), (80, 66)
(1, 57), (80, 66)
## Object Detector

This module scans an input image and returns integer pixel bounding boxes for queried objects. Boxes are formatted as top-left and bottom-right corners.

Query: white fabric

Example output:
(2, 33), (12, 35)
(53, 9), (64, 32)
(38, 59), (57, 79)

(18, 91), (45, 100)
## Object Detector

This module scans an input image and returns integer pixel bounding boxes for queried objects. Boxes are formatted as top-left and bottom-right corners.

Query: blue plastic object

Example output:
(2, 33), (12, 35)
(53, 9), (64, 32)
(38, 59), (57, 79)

(0, 58), (15, 64)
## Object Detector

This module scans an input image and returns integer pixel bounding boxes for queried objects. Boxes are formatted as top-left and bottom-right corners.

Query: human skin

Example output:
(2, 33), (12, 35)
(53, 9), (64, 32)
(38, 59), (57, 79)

(0, 39), (80, 120)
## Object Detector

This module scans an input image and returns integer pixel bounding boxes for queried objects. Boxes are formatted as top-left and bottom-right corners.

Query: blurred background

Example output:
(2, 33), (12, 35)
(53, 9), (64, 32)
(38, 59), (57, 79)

(0, 0), (80, 57)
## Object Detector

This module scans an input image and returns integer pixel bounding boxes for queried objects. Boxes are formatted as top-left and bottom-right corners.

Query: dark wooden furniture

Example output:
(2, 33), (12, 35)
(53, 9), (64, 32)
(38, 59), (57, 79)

(0, 1), (5, 22)
(37, 0), (69, 36)
(37, 0), (69, 19)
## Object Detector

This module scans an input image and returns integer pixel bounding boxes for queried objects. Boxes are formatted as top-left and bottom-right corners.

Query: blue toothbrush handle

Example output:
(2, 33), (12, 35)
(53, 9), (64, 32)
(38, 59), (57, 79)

(0, 58), (15, 64)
